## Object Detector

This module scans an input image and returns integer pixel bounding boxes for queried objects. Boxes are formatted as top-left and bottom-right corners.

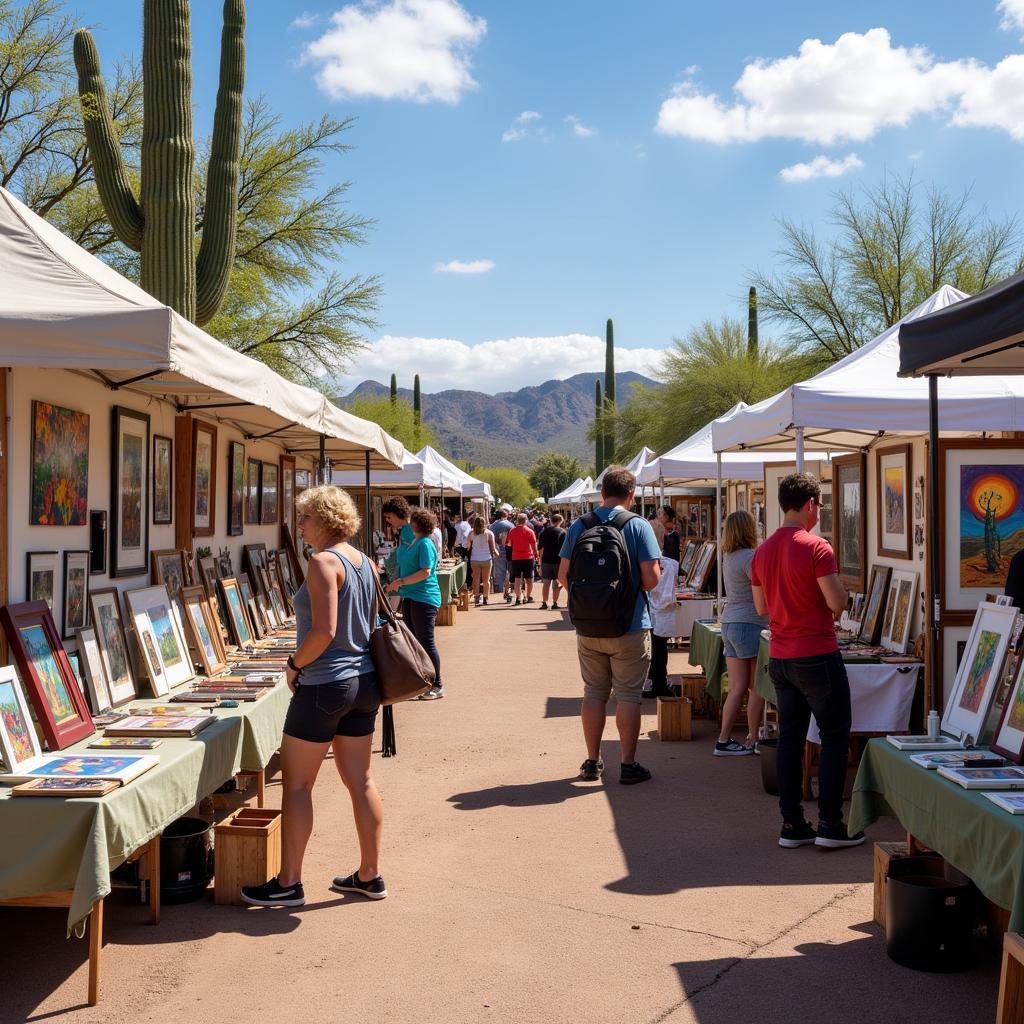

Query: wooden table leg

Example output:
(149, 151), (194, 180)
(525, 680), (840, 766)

(256, 768), (265, 808)
(148, 836), (160, 925)
(87, 898), (103, 1006)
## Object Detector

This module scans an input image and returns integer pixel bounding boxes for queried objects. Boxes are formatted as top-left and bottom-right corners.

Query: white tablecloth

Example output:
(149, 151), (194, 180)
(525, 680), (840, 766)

(654, 599), (716, 640)
(806, 663), (917, 743)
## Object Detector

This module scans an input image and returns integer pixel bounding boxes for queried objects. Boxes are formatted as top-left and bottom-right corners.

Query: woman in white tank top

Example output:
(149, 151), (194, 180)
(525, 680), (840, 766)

(469, 517), (498, 605)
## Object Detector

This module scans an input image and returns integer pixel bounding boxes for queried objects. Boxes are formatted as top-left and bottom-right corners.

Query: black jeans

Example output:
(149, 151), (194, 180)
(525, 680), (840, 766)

(403, 599), (443, 687)
(768, 650), (851, 826)
(649, 633), (671, 695)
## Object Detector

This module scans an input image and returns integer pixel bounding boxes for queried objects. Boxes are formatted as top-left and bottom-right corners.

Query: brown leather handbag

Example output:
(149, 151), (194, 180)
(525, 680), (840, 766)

(369, 571), (435, 705)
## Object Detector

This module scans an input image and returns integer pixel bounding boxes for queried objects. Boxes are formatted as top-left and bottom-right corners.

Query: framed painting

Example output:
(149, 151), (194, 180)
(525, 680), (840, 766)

(111, 406), (150, 577)
(282, 524), (306, 584)
(679, 541), (698, 580)
(191, 420), (217, 537)
(62, 550), (90, 640)
(243, 543), (269, 599)
(260, 462), (279, 525)
(268, 584), (289, 627)
(26, 551), (57, 609)
(939, 440), (1024, 616)
(280, 454), (296, 540)
(88, 588), (137, 706)
(295, 468), (310, 497)
(245, 458), (261, 524)
(876, 443), (912, 560)
(736, 484), (748, 514)
(942, 601), (1017, 743)
(152, 434), (173, 525)
(763, 461), (823, 539)
(181, 585), (228, 677)
(858, 564), (892, 646)
(833, 453), (866, 593)
(993, 652), (1024, 763)
(30, 400), (89, 526)
(238, 574), (264, 640)
(151, 550), (188, 609)
(124, 585), (194, 693)
(218, 550), (234, 579)
(0, 666), (42, 773)
(75, 625), (112, 714)
(276, 548), (297, 600)
(218, 577), (254, 648)
(227, 440), (245, 536)
(0, 602), (94, 750)
(880, 569), (918, 654)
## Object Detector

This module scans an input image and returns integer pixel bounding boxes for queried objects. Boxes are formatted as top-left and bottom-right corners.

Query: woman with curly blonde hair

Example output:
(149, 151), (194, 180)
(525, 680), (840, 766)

(241, 485), (387, 907)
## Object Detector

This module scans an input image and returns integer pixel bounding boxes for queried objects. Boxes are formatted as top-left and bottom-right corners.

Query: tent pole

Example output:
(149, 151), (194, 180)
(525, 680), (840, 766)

(928, 374), (941, 715)
(795, 426), (805, 473)
(659, 476), (665, 508)
(716, 453), (723, 610)
(363, 451), (372, 554)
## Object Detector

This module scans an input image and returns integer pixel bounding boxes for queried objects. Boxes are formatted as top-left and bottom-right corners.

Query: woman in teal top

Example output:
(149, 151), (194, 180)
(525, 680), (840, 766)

(387, 506), (444, 698)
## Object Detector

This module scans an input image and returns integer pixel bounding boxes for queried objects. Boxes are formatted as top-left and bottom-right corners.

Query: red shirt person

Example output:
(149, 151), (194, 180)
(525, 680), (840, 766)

(751, 472), (863, 852)
(507, 514), (539, 604)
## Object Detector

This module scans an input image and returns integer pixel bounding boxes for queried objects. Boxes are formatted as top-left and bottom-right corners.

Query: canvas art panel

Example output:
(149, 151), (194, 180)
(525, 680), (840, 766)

(245, 458), (260, 524)
(858, 564), (892, 645)
(88, 588), (137, 706)
(124, 585), (195, 693)
(876, 444), (912, 559)
(62, 549), (90, 640)
(880, 569), (918, 654)
(26, 550), (57, 609)
(260, 462), (278, 525)
(0, 666), (42, 773)
(76, 625), (112, 714)
(30, 400), (89, 526)
(152, 434), (173, 525)
(111, 406), (150, 577)
(833, 453), (866, 592)
(228, 440), (245, 536)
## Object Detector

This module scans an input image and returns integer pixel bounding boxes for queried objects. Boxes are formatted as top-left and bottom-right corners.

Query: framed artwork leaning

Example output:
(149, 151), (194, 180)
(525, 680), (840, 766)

(832, 453), (866, 593)
(152, 434), (173, 525)
(993, 654), (1024, 764)
(879, 569), (918, 654)
(26, 550), (57, 609)
(227, 440), (245, 537)
(876, 444), (912, 560)
(0, 666), (42, 773)
(30, 400), (89, 526)
(124, 585), (195, 693)
(110, 405), (150, 577)
(62, 549), (90, 640)
(88, 588), (137, 706)
(858, 564), (892, 646)
(75, 625), (112, 715)
(191, 420), (217, 537)
(180, 585), (228, 677)
(218, 577), (254, 648)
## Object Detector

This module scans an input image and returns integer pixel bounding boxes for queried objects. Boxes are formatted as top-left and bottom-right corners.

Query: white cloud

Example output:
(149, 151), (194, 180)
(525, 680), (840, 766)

(434, 259), (495, 274)
(502, 110), (542, 143)
(302, 0), (486, 104)
(290, 11), (320, 30)
(565, 114), (596, 137)
(779, 153), (864, 183)
(655, 27), (1024, 144)
(999, 0), (1024, 33)
(338, 334), (666, 393)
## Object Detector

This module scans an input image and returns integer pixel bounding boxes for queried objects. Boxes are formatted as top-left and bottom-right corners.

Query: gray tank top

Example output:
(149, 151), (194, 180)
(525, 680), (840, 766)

(293, 548), (375, 684)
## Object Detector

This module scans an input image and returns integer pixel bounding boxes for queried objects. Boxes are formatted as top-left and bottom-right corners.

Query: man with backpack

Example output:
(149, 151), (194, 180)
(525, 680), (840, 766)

(558, 467), (661, 785)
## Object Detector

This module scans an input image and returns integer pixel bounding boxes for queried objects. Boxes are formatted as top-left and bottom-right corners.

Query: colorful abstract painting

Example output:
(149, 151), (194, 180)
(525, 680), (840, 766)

(959, 628), (1000, 714)
(121, 433), (143, 548)
(31, 401), (89, 525)
(194, 433), (211, 524)
(1008, 674), (1024, 733)
(0, 677), (35, 763)
(959, 465), (1024, 590)
(20, 623), (75, 726)
(884, 466), (905, 535)
(147, 603), (182, 668)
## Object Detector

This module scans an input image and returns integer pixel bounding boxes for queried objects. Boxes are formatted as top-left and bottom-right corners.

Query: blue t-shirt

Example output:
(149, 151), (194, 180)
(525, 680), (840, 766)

(398, 523), (415, 549)
(397, 535), (442, 608)
(559, 506), (661, 632)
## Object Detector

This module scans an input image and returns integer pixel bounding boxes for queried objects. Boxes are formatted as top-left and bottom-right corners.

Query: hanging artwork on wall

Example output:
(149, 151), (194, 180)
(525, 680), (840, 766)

(111, 406), (150, 577)
(152, 434), (173, 525)
(939, 440), (1024, 615)
(88, 588), (136, 706)
(227, 441), (245, 536)
(245, 458), (261, 524)
(833, 453), (866, 593)
(0, 666), (42, 773)
(261, 462), (278, 525)
(280, 454), (295, 540)
(62, 550), (90, 640)
(30, 400), (89, 526)
(876, 444), (912, 559)
(191, 420), (217, 537)
(26, 551), (57, 609)
(763, 461), (823, 539)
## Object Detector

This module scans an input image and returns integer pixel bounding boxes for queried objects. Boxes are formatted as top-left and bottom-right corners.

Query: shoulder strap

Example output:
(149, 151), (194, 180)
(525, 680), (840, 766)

(581, 511), (601, 530)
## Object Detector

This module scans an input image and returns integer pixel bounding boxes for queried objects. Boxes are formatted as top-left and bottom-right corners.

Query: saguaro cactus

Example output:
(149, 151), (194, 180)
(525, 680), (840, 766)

(603, 318), (616, 463)
(413, 374), (422, 443)
(74, 0), (245, 325)
(390, 373), (398, 406)
(594, 379), (604, 473)
(748, 286), (759, 356)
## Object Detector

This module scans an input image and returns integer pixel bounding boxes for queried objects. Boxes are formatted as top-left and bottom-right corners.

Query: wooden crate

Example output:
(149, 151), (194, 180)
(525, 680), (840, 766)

(656, 697), (693, 741)
(998, 932), (1024, 1024)
(457, 589), (471, 612)
(214, 807), (282, 906)
(437, 602), (457, 626)
(678, 675), (714, 718)
(872, 841), (908, 929)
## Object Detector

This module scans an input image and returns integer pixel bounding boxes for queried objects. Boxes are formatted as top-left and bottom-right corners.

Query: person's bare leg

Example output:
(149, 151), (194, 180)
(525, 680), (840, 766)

(745, 669), (765, 746)
(616, 702), (642, 763)
(332, 734), (382, 881)
(482, 567), (491, 600)
(526, 576), (534, 600)
(719, 657), (751, 742)
(542, 579), (551, 603)
(278, 733), (332, 885)
(581, 696), (607, 760)
(552, 581), (562, 605)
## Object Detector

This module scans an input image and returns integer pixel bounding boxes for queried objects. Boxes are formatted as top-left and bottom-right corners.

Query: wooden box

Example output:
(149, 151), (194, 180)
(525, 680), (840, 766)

(679, 675), (714, 718)
(872, 841), (909, 928)
(656, 697), (693, 741)
(214, 807), (282, 906)
(998, 932), (1024, 1024)
(457, 589), (471, 612)
(437, 602), (457, 626)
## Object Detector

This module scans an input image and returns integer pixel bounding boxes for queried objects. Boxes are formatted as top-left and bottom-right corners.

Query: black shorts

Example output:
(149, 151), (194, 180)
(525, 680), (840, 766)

(283, 671), (381, 742)
(510, 559), (534, 580)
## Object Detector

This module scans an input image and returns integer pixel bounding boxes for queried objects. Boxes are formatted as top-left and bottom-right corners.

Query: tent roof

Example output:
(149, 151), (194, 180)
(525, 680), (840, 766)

(584, 448), (657, 500)
(331, 449), (463, 492)
(549, 477), (589, 503)
(711, 286), (1024, 452)
(0, 187), (403, 469)
(415, 446), (493, 499)
(898, 270), (1024, 377)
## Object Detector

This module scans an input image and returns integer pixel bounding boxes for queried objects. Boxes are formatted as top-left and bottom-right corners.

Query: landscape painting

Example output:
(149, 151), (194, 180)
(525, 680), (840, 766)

(21, 623), (76, 726)
(958, 464), (1024, 591)
(31, 401), (89, 526)
(959, 628), (1000, 714)
(146, 603), (182, 668)
(112, 407), (149, 576)
(153, 435), (172, 524)
(876, 445), (911, 559)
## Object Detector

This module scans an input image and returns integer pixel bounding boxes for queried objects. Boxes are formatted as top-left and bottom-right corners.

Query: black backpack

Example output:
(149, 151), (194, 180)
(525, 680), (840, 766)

(567, 509), (643, 638)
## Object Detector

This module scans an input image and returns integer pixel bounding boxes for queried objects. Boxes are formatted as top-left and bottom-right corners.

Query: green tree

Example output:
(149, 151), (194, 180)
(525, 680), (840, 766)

(752, 174), (1024, 360)
(473, 466), (532, 508)
(529, 452), (583, 500)
(346, 395), (435, 452)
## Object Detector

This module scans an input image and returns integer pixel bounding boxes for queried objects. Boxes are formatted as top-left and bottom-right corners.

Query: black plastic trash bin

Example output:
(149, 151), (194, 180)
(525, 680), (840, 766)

(886, 855), (974, 972)
(160, 816), (214, 904)
(759, 738), (779, 795)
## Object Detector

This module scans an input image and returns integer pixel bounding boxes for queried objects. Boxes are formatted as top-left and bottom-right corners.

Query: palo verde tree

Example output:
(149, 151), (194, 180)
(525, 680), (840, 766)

(528, 452), (583, 501)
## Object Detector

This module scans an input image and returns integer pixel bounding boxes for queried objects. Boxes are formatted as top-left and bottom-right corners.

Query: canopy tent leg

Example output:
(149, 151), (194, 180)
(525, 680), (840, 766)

(364, 451), (372, 554)
(927, 374), (941, 714)
(716, 453), (723, 609)
(317, 433), (328, 486)
(795, 426), (805, 473)
(659, 476), (665, 507)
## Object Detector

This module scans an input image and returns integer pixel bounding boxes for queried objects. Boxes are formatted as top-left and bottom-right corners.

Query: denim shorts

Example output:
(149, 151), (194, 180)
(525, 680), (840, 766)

(721, 621), (764, 659)
(283, 671), (380, 742)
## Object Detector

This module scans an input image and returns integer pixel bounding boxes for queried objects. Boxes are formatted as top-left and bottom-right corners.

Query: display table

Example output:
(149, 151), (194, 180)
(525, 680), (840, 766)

(689, 620), (725, 700)
(436, 561), (468, 604)
(659, 599), (716, 641)
(850, 738), (1024, 932)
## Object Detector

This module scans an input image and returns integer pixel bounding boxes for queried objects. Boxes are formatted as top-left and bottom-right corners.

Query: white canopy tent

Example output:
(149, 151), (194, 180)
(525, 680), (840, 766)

(549, 477), (587, 504)
(415, 446), (493, 502)
(583, 447), (658, 503)
(332, 449), (462, 494)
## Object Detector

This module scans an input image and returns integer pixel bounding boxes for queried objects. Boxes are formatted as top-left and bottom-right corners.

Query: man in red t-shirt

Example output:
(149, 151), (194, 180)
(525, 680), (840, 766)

(751, 473), (864, 851)
(507, 513), (539, 605)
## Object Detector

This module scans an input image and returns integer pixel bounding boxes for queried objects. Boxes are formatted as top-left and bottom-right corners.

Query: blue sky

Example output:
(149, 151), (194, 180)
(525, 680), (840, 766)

(81, 0), (1024, 393)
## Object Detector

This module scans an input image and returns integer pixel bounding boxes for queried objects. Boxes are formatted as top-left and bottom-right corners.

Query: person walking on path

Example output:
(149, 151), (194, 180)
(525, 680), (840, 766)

(657, 505), (681, 562)
(241, 485), (386, 907)
(715, 511), (768, 756)
(508, 512), (539, 605)
(537, 513), (567, 609)
(469, 516), (498, 605)
(490, 509), (514, 602)
(751, 473), (863, 849)
(559, 467), (661, 786)
(387, 506), (445, 699)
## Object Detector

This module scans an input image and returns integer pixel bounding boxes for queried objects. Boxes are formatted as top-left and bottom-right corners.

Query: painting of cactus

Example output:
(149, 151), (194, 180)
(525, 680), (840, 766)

(31, 402), (90, 526)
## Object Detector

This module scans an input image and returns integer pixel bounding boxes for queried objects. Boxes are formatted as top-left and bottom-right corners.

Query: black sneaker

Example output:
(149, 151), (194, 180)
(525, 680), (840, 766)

(815, 821), (866, 849)
(778, 820), (817, 848)
(579, 758), (604, 781)
(331, 870), (387, 900)
(539, 602), (548, 610)
(240, 876), (305, 907)
(514, 598), (521, 606)
(505, 593), (513, 604)
(525, 596), (534, 603)
(619, 761), (652, 785)
(551, 602), (559, 609)
(714, 739), (754, 757)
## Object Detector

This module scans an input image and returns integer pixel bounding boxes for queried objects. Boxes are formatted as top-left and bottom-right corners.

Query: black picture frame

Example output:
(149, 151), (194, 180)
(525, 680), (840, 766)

(227, 441), (245, 536)
(110, 406), (150, 577)
(62, 549), (90, 640)
(152, 434), (173, 525)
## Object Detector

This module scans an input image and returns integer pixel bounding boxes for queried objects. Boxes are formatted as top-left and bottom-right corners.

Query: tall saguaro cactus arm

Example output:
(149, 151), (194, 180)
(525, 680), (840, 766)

(195, 0), (245, 326)
(73, 29), (144, 251)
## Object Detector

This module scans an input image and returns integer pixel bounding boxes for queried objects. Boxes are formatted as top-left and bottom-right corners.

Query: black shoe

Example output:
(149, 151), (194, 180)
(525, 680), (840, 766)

(240, 876), (305, 907)
(551, 602), (559, 609)
(778, 820), (817, 848)
(815, 821), (866, 848)
(540, 602), (548, 610)
(713, 739), (755, 757)
(331, 870), (388, 900)
(505, 593), (513, 604)
(619, 761), (652, 785)
(514, 598), (521, 606)
(579, 758), (604, 781)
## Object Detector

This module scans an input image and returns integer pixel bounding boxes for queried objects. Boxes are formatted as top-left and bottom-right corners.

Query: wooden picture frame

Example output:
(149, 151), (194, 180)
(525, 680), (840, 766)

(0, 601), (94, 750)
(88, 588), (137, 707)
(26, 550), (57, 609)
(875, 443), (912, 560)
(191, 420), (217, 537)
(833, 453), (866, 593)
(0, 666), (43, 773)
(180, 585), (228, 677)
(879, 569), (918, 654)
(245, 458), (261, 524)
(282, 523), (305, 584)
(218, 577), (254, 648)
(238, 574), (264, 640)
(243, 543), (269, 600)
(62, 549), (90, 641)
(151, 550), (188, 609)
(111, 406), (150, 577)
(679, 541), (698, 580)
(260, 462), (278, 525)
(124, 585), (195, 693)
(993, 651), (1024, 763)
(280, 454), (296, 542)
(227, 440), (245, 537)
(858, 564), (892, 645)
(30, 400), (89, 526)
(152, 434), (173, 525)
(75, 625), (112, 715)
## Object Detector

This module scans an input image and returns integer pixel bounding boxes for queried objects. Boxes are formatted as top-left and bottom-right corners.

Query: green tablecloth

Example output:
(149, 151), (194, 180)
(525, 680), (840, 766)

(0, 681), (289, 934)
(689, 620), (725, 700)
(755, 636), (774, 702)
(436, 561), (468, 604)
(849, 738), (1024, 931)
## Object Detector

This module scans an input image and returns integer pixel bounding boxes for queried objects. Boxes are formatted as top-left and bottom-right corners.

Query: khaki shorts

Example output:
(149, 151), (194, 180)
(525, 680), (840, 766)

(576, 631), (651, 705)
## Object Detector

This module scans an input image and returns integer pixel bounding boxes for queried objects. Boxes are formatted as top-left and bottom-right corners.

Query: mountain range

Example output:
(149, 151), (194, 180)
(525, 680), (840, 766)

(339, 372), (656, 471)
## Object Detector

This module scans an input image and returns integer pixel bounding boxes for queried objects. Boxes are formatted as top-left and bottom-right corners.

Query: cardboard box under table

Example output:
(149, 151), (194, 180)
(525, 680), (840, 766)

(0, 679), (289, 1005)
